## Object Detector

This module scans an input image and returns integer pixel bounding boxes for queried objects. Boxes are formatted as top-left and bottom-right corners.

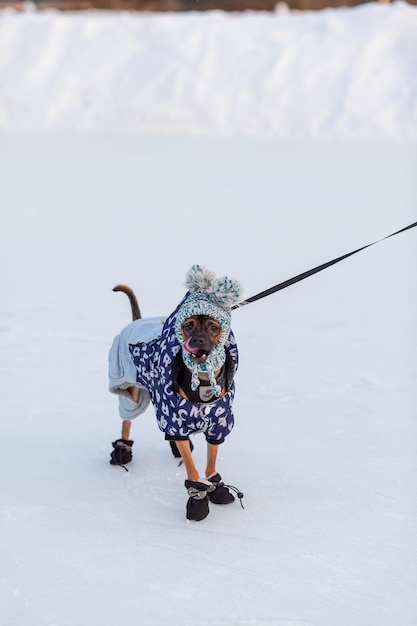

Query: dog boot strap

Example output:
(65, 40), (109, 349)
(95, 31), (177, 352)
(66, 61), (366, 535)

(185, 479), (215, 499)
(207, 473), (244, 508)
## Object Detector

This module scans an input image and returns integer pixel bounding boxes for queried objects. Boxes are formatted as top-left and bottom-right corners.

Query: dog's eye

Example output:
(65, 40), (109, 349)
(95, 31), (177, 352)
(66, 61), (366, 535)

(182, 322), (195, 333)
(209, 323), (221, 334)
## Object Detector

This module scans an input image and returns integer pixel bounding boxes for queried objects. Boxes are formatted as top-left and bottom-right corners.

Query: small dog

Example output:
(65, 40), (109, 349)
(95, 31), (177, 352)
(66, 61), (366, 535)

(108, 265), (243, 521)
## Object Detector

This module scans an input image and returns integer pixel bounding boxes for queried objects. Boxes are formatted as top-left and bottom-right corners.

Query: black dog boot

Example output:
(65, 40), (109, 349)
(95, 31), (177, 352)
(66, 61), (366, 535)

(184, 479), (215, 521)
(110, 439), (134, 466)
(207, 473), (236, 505)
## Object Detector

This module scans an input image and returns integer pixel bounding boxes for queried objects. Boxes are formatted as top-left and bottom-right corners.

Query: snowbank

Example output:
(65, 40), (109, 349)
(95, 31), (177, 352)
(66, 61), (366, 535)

(0, 1), (416, 140)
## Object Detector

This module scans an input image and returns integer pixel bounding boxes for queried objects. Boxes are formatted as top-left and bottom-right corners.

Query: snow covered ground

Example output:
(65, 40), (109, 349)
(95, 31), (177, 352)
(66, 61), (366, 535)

(1, 1), (417, 140)
(0, 3), (416, 626)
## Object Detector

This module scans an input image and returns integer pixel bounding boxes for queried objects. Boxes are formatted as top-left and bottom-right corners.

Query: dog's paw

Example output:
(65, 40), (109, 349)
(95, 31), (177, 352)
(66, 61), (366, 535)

(109, 439), (133, 466)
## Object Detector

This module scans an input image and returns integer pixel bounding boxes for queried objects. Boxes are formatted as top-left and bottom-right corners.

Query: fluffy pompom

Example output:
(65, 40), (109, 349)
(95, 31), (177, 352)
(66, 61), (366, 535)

(212, 276), (243, 308)
(184, 265), (243, 308)
(185, 265), (216, 293)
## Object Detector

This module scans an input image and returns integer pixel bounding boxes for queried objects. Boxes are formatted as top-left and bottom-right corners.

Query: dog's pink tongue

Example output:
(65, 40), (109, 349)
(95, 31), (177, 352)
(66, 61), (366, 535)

(184, 337), (200, 355)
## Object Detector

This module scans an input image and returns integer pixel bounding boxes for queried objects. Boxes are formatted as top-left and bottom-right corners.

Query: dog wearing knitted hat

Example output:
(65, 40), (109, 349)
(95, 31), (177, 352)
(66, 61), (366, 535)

(108, 265), (243, 521)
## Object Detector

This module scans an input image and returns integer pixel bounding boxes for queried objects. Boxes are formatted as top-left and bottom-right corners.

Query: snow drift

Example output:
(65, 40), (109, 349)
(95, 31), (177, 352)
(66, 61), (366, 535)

(0, 1), (416, 140)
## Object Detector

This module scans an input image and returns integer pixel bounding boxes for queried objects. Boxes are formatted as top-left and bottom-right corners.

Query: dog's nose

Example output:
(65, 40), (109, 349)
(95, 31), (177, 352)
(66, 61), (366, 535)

(190, 335), (206, 347)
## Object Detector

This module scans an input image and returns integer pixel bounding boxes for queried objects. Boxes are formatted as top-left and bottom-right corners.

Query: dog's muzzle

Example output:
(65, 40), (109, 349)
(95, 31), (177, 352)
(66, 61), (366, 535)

(183, 337), (210, 364)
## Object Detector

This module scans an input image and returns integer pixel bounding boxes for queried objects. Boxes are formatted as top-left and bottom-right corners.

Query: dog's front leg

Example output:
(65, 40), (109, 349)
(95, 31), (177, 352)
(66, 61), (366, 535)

(205, 442), (219, 478)
(175, 440), (199, 481)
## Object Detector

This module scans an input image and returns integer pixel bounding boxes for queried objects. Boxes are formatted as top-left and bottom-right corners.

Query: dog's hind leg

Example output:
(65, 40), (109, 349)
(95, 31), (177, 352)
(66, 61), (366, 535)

(110, 388), (141, 467)
(119, 387), (139, 440)
(121, 420), (132, 440)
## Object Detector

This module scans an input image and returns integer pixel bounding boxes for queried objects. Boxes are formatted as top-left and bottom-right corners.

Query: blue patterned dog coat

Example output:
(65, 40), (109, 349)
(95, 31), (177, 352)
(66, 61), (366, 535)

(108, 294), (238, 443)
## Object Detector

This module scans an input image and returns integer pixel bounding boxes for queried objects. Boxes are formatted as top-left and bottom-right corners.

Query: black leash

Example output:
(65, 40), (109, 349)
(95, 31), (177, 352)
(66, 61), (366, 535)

(232, 221), (417, 310)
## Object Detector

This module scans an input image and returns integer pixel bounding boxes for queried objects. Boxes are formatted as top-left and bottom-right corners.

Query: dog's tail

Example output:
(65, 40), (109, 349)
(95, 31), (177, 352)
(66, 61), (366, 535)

(113, 284), (141, 321)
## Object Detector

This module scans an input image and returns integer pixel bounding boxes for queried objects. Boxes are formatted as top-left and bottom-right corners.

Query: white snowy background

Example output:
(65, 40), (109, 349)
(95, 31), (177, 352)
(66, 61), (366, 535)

(0, 2), (416, 626)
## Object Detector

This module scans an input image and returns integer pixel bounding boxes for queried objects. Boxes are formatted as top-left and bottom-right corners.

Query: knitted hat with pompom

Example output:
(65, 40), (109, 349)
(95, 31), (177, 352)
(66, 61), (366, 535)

(174, 265), (243, 397)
